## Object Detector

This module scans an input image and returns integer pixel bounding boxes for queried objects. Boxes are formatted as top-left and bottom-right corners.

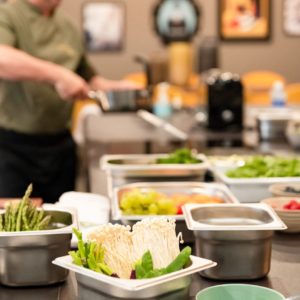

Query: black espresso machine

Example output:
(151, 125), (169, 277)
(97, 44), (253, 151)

(206, 71), (244, 131)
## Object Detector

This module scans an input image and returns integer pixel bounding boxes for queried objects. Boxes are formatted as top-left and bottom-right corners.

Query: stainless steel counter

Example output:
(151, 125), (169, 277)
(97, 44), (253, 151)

(1, 233), (299, 300)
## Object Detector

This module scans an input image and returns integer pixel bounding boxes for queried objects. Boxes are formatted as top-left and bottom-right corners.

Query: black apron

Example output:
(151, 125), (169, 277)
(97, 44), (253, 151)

(0, 128), (76, 203)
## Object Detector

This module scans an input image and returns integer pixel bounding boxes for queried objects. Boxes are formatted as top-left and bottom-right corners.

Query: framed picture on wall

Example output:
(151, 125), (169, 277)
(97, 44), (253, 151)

(283, 0), (300, 36)
(219, 0), (271, 41)
(82, 1), (125, 52)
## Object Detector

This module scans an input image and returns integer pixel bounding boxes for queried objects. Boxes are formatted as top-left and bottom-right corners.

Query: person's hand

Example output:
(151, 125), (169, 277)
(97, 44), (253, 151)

(89, 76), (144, 92)
(54, 68), (89, 100)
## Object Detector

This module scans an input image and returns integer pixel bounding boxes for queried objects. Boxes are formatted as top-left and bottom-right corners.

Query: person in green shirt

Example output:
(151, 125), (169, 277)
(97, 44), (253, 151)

(0, 0), (138, 203)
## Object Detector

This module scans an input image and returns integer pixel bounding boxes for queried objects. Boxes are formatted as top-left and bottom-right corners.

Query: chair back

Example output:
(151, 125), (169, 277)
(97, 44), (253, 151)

(286, 83), (300, 104)
(242, 71), (286, 105)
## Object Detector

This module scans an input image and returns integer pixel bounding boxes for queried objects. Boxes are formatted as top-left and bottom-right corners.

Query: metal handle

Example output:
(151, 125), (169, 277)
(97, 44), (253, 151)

(137, 109), (188, 141)
(88, 90), (110, 112)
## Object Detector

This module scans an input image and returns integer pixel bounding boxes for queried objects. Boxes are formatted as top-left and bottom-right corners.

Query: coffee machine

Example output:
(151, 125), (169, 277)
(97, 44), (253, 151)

(206, 71), (244, 131)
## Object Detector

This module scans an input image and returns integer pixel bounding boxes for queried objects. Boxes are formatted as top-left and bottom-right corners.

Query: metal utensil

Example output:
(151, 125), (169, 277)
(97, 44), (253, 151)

(89, 90), (151, 113)
(137, 109), (188, 140)
(88, 90), (110, 111)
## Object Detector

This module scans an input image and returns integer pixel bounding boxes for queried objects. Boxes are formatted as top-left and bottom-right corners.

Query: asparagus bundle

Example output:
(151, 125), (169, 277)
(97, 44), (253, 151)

(0, 184), (51, 232)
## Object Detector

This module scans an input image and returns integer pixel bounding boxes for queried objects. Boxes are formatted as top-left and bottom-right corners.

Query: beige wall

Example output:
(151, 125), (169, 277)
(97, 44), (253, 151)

(60, 0), (300, 83)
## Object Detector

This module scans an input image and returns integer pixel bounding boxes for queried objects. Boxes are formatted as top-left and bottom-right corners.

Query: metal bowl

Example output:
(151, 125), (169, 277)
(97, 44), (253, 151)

(257, 112), (290, 141)
(0, 209), (76, 287)
(183, 203), (286, 280)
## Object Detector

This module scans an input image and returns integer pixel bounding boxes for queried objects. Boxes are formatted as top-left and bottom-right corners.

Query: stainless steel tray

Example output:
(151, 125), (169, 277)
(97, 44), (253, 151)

(101, 153), (209, 178)
(183, 203), (286, 280)
(112, 182), (239, 243)
(0, 208), (76, 287)
(53, 255), (216, 299)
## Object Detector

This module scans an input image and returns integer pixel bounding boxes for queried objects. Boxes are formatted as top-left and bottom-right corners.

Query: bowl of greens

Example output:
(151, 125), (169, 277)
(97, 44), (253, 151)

(215, 156), (300, 203)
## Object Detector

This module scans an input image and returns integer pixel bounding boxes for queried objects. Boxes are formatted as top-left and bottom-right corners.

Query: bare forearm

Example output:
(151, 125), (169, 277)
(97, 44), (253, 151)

(0, 45), (90, 100)
(0, 45), (61, 84)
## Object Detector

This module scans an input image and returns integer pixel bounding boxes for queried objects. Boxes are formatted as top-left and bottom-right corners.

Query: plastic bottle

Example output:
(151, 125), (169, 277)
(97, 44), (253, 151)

(270, 81), (287, 107)
(153, 83), (172, 119)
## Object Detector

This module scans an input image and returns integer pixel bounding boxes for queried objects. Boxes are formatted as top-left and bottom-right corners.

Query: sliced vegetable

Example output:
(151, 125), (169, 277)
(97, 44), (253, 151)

(69, 228), (113, 276)
(283, 199), (300, 210)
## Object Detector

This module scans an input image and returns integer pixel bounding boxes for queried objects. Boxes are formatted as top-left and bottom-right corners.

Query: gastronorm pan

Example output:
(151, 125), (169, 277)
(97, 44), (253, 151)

(53, 255), (216, 299)
(101, 153), (210, 198)
(215, 167), (300, 203)
(101, 153), (209, 178)
(0, 208), (76, 287)
(183, 203), (287, 280)
(112, 182), (239, 242)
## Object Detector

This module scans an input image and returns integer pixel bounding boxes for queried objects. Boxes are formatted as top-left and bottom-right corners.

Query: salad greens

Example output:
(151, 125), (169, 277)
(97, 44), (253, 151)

(135, 246), (192, 279)
(69, 228), (113, 275)
(156, 148), (201, 164)
(0, 184), (51, 232)
(226, 156), (300, 178)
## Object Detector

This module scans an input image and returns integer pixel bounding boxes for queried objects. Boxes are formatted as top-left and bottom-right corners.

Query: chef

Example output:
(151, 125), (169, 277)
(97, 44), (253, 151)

(0, 0), (136, 202)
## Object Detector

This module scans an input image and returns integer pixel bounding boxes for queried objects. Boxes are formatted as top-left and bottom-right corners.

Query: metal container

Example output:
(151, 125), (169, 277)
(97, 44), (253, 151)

(286, 118), (300, 149)
(0, 209), (75, 287)
(53, 255), (216, 299)
(257, 113), (290, 141)
(112, 182), (239, 242)
(101, 153), (210, 198)
(88, 89), (151, 113)
(215, 167), (300, 203)
(183, 203), (287, 280)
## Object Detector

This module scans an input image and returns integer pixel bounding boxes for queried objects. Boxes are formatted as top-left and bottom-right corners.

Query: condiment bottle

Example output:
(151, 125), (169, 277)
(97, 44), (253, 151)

(153, 82), (172, 119)
(270, 81), (287, 107)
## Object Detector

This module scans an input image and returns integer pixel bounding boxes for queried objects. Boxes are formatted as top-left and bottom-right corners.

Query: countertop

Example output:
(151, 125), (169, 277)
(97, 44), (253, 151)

(2, 108), (297, 299)
(1, 233), (299, 300)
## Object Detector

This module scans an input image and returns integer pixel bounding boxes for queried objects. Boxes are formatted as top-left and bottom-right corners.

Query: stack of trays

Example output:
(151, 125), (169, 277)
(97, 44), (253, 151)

(101, 153), (210, 197)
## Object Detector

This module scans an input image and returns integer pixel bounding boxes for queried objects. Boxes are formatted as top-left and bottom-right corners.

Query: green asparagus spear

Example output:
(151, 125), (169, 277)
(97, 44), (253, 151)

(22, 206), (29, 231)
(16, 184), (32, 231)
(35, 215), (51, 230)
(0, 214), (3, 231)
(1, 184), (52, 232)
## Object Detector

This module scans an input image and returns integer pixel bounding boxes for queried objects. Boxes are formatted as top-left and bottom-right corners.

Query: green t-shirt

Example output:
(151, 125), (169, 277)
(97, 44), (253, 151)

(0, 0), (96, 134)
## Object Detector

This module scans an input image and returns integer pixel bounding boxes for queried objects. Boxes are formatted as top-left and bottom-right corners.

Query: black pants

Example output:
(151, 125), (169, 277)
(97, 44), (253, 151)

(0, 128), (76, 203)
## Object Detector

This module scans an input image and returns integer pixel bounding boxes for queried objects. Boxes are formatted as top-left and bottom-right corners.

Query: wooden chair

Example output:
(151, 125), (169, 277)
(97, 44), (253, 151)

(123, 72), (147, 89)
(286, 83), (300, 105)
(242, 71), (286, 105)
(71, 99), (97, 134)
